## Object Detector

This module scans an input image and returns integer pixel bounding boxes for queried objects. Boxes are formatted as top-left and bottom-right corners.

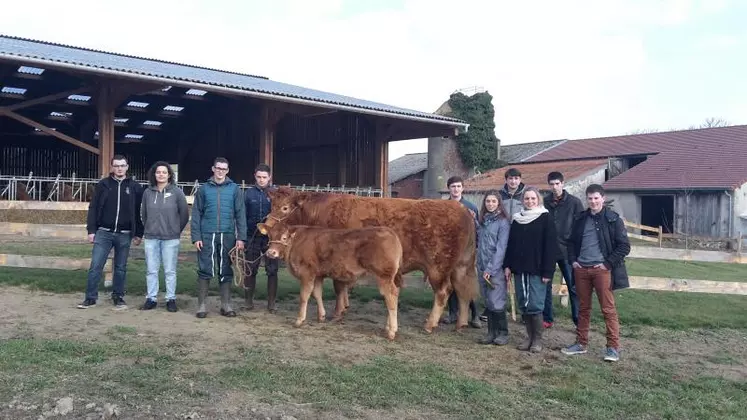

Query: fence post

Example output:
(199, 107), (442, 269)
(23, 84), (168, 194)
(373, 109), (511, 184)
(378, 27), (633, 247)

(658, 226), (663, 248)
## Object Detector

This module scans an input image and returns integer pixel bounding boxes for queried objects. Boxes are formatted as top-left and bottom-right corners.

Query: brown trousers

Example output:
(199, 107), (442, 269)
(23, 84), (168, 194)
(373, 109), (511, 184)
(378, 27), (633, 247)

(574, 266), (620, 349)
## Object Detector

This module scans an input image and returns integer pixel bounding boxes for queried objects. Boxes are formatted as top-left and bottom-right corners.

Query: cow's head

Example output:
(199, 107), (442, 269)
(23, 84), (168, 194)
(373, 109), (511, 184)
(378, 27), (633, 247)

(257, 222), (296, 260)
(264, 186), (306, 228)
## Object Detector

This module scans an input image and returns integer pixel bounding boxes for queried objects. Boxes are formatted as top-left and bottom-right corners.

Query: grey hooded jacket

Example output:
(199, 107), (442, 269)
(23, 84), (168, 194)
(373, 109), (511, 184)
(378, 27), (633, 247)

(140, 183), (189, 240)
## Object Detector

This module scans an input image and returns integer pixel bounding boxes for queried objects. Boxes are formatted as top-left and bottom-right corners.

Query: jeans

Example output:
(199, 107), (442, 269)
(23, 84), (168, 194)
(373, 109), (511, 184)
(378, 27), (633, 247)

(514, 273), (546, 315)
(85, 229), (132, 301)
(144, 238), (181, 301)
(544, 259), (579, 326)
(574, 266), (620, 349)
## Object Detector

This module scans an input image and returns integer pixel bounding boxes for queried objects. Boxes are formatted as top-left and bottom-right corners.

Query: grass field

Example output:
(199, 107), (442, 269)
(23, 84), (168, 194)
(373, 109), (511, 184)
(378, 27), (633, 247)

(1, 238), (747, 419)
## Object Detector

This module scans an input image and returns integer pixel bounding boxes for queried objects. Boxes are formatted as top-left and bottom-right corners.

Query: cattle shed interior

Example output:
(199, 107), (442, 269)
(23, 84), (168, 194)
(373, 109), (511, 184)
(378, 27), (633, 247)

(0, 35), (467, 196)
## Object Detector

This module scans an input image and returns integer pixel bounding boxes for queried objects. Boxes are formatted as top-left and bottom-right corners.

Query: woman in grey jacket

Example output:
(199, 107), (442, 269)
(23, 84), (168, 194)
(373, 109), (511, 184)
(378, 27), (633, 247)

(476, 190), (511, 345)
(140, 161), (189, 312)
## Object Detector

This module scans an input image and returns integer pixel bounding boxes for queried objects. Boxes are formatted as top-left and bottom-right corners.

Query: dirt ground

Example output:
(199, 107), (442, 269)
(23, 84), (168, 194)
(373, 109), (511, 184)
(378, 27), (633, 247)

(2, 282), (747, 419)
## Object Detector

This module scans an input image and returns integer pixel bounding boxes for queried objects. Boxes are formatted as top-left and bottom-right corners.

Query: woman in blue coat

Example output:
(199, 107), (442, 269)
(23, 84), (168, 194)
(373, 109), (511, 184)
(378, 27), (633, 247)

(476, 190), (511, 345)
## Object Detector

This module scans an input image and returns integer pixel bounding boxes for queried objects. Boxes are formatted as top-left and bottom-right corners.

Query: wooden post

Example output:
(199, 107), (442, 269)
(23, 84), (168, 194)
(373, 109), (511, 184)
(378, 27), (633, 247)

(658, 225), (663, 248)
(259, 104), (283, 169)
(374, 137), (389, 197)
(96, 85), (116, 178)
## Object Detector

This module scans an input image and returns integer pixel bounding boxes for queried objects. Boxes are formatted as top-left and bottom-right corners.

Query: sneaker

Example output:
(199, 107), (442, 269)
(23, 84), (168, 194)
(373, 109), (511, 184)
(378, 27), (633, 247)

(604, 347), (620, 362)
(166, 299), (177, 313)
(112, 296), (128, 310)
(77, 299), (96, 309)
(141, 299), (157, 310)
(561, 343), (588, 355)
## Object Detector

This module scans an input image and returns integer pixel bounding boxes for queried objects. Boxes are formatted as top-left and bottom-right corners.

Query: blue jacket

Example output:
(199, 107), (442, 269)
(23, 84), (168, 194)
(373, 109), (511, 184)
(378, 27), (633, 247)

(190, 176), (247, 242)
(477, 212), (510, 278)
(245, 184), (276, 233)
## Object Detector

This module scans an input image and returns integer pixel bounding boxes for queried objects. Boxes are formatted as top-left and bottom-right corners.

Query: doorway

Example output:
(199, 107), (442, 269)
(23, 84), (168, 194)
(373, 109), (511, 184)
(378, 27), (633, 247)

(640, 195), (674, 234)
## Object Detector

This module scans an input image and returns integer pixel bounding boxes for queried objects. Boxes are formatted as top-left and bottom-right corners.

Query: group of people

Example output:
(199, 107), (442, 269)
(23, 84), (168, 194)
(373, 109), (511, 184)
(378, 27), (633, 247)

(76, 154), (630, 362)
(77, 155), (277, 320)
(446, 168), (631, 362)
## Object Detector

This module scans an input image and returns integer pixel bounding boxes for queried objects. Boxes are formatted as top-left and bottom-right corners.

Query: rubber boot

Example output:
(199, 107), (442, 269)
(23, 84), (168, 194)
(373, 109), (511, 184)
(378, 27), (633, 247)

(468, 300), (482, 328)
(267, 274), (278, 314)
(530, 314), (543, 352)
(493, 310), (510, 346)
(219, 281), (236, 317)
(242, 275), (256, 311)
(477, 310), (497, 344)
(516, 314), (533, 351)
(196, 278), (209, 319)
(442, 292), (458, 324)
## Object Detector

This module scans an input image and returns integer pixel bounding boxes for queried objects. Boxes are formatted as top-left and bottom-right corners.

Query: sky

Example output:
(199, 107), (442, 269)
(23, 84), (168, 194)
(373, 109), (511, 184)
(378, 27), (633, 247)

(2, 0), (746, 161)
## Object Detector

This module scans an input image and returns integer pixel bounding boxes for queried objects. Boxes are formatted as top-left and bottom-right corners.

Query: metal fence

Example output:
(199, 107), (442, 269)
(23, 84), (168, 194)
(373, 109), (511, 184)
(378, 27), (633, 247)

(0, 173), (384, 202)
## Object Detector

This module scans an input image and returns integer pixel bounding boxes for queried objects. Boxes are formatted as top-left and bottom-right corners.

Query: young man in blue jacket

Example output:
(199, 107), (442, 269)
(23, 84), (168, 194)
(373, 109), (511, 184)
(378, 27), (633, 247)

(242, 163), (280, 313)
(190, 157), (247, 318)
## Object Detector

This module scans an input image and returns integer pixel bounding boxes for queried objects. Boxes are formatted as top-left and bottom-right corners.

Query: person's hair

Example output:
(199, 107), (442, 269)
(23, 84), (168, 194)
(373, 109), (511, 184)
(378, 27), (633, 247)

(586, 184), (605, 196)
(254, 163), (271, 174)
(213, 157), (229, 167)
(522, 186), (545, 208)
(111, 154), (127, 164)
(479, 190), (507, 223)
(446, 176), (463, 187)
(547, 171), (564, 183)
(504, 168), (521, 179)
(147, 161), (175, 186)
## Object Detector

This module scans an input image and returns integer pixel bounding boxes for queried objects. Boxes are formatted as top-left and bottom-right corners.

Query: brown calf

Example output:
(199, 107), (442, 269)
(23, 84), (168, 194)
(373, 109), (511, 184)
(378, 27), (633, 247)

(263, 186), (478, 333)
(259, 222), (403, 340)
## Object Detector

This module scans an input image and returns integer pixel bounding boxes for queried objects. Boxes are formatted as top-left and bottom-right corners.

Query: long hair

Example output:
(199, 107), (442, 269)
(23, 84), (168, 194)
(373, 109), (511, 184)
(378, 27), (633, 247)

(147, 161), (175, 186)
(522, 186), (545, 209)
(479, 190), (507, 224)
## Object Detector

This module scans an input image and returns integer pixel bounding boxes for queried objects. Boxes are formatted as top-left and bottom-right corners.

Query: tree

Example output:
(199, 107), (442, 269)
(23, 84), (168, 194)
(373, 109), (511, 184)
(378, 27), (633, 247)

(690, 117), (730, 129)
(445, 91), (503, 173)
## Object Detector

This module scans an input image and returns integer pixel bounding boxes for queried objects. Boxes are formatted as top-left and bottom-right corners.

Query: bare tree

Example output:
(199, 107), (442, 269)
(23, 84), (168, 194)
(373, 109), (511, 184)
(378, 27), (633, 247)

(625, 128), (660, 135)
(688, 117), (730, 129)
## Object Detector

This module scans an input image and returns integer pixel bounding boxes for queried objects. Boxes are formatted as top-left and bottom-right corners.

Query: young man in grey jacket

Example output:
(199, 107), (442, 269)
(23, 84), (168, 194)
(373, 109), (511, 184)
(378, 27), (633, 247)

(140, 161), (190, 312)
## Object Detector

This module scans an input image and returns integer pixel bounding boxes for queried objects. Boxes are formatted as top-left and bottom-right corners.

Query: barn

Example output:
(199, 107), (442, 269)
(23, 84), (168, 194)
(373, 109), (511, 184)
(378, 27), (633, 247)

(0, 34), (468, 199)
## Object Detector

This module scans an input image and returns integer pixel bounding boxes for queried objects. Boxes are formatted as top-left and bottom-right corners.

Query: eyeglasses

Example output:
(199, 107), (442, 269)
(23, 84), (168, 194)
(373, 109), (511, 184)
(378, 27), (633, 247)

(214, 166), (228, 171)
(112, 164), (127, 168)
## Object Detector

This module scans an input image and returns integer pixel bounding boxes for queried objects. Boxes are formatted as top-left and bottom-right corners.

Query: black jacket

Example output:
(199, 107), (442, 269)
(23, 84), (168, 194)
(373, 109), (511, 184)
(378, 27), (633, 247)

(568, 207), (631, 290)
(544, 190), (584, 260)
(503, 212), (558, 279)
(86, 176), (144, 237)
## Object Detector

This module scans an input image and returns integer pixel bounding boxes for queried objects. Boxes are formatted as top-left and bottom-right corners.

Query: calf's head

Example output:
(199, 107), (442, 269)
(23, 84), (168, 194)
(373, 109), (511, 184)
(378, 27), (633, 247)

(264, 187), (306, 229)
(257, 222), (295, 259)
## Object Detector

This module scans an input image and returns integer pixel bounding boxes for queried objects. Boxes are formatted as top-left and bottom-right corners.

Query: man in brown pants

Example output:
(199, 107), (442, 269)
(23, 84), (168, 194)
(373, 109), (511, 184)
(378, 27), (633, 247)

(561, 184), (630, 362)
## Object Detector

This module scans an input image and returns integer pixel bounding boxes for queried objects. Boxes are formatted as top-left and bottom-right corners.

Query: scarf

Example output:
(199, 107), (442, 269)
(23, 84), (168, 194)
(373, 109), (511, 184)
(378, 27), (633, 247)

(512, 205), (549, 225)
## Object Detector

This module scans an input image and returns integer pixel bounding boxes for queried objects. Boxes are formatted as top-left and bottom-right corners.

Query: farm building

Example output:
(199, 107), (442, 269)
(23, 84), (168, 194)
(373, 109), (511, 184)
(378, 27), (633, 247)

(516, 125), (747, 240)
(0, 34), (468, 198)
(390, 139), (565, 199)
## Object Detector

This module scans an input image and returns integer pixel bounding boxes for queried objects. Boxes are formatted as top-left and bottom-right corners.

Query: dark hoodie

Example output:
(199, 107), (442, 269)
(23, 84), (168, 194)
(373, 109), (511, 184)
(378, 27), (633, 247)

(499, 182), (526, 223)
(140, 182), (190, 240)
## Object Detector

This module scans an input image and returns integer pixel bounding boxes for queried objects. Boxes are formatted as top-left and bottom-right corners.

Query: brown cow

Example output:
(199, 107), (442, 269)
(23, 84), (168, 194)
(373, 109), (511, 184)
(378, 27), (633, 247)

(263, 186), (478, 333)
(259, 222), (403, 340)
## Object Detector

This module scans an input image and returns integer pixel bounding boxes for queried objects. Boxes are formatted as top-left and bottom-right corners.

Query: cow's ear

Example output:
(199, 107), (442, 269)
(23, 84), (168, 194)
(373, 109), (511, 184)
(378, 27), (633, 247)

(294, 193), (306, 207)
(290, 231), (297, 239)
(257, 223), (268, 235)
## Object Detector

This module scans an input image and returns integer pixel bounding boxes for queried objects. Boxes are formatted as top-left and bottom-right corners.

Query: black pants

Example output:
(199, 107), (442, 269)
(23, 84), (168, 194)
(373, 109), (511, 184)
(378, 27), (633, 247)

(245, 235), (279, 277)
(447, 292), (477, 321)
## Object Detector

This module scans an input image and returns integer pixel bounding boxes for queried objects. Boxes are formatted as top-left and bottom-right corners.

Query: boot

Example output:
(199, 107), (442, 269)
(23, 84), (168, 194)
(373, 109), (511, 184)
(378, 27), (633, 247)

(196, 278), (209, 319)
(468, 300), (482, 328)
(477, 310), (497, 344)
(493, 310), (510, 346)
(242, 275), (256, 311)
(530, 314), (543, 352)
(516, 314), (533, 351)
(442, 292), (458, 324)
(267, 274), (278, 314)
(219, 281), (236, 317)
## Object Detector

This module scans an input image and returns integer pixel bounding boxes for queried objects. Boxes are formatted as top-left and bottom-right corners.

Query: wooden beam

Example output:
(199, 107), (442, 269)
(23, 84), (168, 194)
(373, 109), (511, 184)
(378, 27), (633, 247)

(374, 137), (389, 196)
(259, 104), (285, 169)
(0, 108), (100, 155)
(2, 87), (90, 112)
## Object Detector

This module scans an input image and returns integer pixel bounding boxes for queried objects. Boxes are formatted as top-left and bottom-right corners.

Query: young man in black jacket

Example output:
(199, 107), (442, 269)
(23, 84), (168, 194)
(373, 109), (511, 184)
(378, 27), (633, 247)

(561, 184), (630, 362)
(543, 172), (584, 329)
(78, 155), (144, 310)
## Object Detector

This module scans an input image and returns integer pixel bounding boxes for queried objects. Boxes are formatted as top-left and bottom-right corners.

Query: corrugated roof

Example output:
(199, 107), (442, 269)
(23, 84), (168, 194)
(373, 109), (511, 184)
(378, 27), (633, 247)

(500, 139), (566, 163)
(523, 125), (747, 190)
(0, 34), (466, 127)
(388, 153), (428, 184)
(462, 159), (608, 192)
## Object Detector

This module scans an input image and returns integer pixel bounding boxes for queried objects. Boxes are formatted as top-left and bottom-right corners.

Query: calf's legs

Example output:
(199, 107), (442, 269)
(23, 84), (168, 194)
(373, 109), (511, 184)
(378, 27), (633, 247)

(295, 278), (315, 327)
(377, 276), (400, 340)
(313, 277), (326, 322)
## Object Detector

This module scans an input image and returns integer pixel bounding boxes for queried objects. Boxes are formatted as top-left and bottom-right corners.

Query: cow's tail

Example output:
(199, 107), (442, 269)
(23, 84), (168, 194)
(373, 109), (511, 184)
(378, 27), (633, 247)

(452, 212), (479, 302)
(393, 234), (405, 288)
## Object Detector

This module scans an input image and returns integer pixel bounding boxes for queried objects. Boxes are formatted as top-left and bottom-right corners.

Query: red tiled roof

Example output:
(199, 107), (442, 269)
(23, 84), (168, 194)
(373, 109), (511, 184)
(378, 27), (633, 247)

(526, 125), (747, 190)
(461, 159), (608, 192)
